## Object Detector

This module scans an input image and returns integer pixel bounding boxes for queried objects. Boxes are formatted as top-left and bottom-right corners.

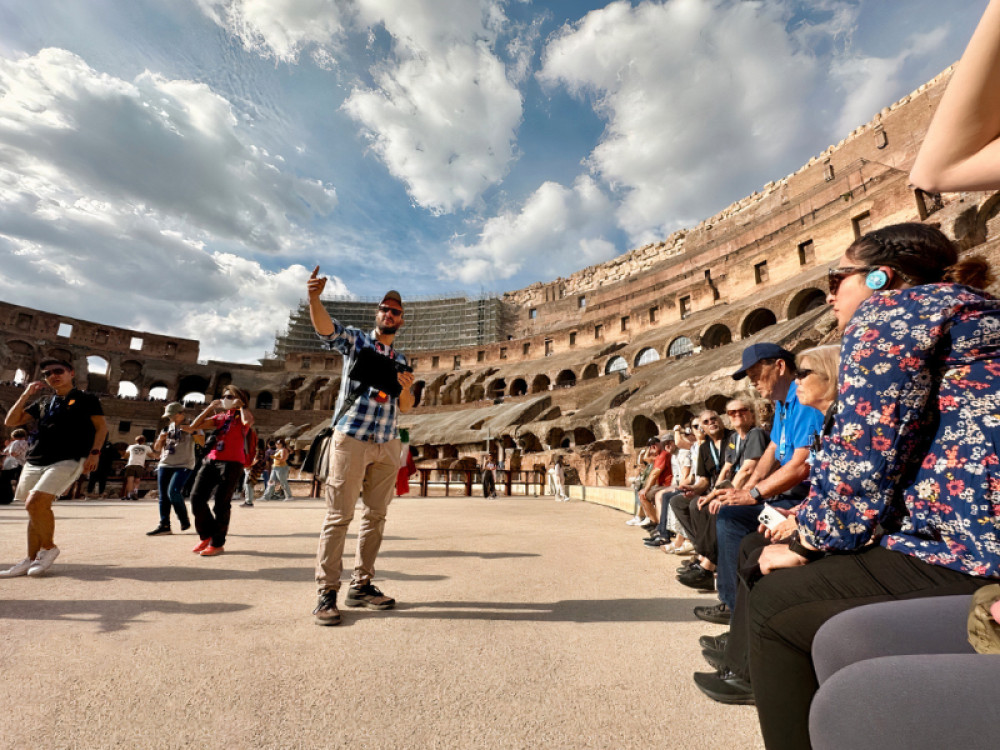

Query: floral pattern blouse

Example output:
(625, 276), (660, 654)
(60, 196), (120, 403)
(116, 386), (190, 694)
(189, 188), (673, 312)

(797, 284), (1000, 578)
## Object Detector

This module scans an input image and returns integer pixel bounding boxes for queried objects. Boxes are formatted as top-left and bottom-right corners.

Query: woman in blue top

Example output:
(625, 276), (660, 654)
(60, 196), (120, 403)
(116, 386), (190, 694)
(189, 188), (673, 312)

(748, 222), (999, 750)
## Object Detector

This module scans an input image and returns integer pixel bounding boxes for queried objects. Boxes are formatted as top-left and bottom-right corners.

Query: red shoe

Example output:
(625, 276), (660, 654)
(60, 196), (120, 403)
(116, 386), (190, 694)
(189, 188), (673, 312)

(192, 539), (211, 553)
(200, 545), (225, 556)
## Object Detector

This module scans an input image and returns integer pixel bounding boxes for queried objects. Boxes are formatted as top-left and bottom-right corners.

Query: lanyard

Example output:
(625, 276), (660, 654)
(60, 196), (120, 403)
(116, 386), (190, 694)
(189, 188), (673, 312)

(777, 401), (789, 461)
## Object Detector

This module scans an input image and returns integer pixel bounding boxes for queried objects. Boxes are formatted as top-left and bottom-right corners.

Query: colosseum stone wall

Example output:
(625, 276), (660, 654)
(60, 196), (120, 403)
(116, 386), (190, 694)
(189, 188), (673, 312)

(5, 65), (1000, 486)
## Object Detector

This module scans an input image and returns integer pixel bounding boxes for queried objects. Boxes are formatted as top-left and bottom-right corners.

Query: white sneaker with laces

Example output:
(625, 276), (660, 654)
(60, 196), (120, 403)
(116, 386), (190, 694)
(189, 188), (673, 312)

(625, 516), (643, 526)
(27, 547), (60, 576)
(0, 557), (34, 578)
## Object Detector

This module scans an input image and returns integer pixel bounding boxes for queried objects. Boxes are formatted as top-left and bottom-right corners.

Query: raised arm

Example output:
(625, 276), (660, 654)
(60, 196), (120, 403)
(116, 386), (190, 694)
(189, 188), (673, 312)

(910, 0), (1000, 192)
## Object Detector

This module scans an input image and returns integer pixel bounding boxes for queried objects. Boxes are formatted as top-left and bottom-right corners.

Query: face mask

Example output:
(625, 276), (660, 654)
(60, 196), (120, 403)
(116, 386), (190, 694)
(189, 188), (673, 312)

(221, 397), (237, 409)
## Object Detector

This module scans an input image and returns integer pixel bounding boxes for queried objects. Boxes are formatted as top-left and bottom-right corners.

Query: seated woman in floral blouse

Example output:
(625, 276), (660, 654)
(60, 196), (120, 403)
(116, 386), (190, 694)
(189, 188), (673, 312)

(748, 222), (1000, 750)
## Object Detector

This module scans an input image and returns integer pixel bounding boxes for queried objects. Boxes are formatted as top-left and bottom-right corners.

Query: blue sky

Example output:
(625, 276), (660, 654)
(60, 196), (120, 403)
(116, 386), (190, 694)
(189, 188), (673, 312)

(0, 0), (987, 362)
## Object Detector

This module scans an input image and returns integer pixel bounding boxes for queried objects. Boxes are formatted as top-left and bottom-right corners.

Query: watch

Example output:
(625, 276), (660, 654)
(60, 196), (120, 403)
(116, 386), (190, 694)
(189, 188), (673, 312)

(748, 486), (762, 502)
(89, 449), (101, 455)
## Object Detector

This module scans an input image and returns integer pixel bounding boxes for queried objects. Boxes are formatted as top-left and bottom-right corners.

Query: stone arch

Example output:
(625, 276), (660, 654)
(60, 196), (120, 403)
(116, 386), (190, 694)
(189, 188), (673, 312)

(518, 431), (543, 453)
(308, 378), (331, 410)
(177, 374), (210, 402)
(555, 369), (576, 388)
(487, 377), (506, 399)
(47, 347), (74, 365)
(605, 355), (627, 376)
(531, 374), (550, 393)
(255, 391), (274, 410)
(279, 376), (304, 410)
(212, 372), (233, 399)
(667, 336), (694, 358)
(786, 288), (827, 319)
(741, 308), (778, 338)
(117, 381), (139, 398)
(705, 394), (729, 415)
(412, 380), (425, 407)
(509, 377), (527, 397)
(582, 363), (599, 380)
(464, 383), (484, 403)
(631, 414), (658, 448)
(573, 427), (596, 446)
(149, 382), (170, 401)
(2, 339), (36, 381)
(86, 355), (111, 393)
(700, 323), (732, 350)
(634, 347), (660, 367)
(439, 445), (458, 459)
(662, 406), (696, 430)
(545, 427), (565, 449)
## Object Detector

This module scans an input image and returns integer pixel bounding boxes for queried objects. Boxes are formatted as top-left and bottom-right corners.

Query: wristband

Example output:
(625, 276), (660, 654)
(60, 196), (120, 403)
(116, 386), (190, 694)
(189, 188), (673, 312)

(89, 449), (101, 456)
(788, 532), (825, 562)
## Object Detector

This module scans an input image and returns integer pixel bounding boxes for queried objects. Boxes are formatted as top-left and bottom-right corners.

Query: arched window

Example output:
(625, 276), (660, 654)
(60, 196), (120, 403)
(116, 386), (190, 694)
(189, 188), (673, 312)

(667, 337), (694, 358)
(117, 381), (139, 398)
(631, 415), (658, 448)
(256, 391), (274, 410)
(181, 392), (206, 404)
(605, 356), (627, 375)
(635, 348), (660, 367)
(582, 363), (599, 380)
(555, 370), (576, 387)
(531, 374), (550, 393)
(701, 324), (732, 350)
(787, 288), (827, 319)
(742, 308), (778, 338)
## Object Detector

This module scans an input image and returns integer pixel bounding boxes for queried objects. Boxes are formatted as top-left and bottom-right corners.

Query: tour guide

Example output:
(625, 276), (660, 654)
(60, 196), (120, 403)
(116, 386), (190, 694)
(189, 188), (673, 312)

(307, 266), (415, 625)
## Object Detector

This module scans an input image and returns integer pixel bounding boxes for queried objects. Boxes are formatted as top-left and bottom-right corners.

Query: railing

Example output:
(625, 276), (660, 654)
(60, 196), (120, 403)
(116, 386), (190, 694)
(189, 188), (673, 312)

(415, 468), (546, 497)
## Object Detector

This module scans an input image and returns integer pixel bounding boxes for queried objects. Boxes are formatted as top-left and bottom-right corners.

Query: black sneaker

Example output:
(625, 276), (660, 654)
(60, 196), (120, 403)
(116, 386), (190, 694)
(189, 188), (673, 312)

(180, 521), (191, 531)
(699, 632), (729, 652)
(146, 525), (172, 536)
(678, 564), (716, 591)
(643, 534), (668, 547)
(345, 582), (395, 610)
(313, 590), (342, 626)
(694, 601), (731, 625)
(693, 669), (754, 705)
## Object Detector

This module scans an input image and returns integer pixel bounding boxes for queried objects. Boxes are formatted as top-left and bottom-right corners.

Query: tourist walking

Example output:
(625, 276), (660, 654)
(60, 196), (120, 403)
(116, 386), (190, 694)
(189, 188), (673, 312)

(261, 438), (293, 501)
(122, 435), (155, 500)
(307, 266), (415, 626)
(186, 386), (254, 557)
(0, 358), (107, 577)
(147, 402), (194, 536)
(1, 428), (29, 505)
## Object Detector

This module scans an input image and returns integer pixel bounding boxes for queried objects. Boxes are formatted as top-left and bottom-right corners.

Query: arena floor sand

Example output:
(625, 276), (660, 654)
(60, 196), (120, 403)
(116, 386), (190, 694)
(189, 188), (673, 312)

(0, 495), (764, 750)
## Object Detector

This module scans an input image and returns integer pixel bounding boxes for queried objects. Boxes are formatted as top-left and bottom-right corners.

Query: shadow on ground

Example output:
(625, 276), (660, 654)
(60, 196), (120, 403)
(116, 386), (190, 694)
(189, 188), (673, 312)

(379, 597), (715, 624)
(0, 599), (251, 633)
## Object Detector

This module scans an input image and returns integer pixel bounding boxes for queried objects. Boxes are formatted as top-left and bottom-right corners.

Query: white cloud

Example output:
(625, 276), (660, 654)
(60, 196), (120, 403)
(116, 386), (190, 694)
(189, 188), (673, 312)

(0, 47), (345, 362)
(195, 0), (351, 63)
(443, 175), (617, 283)
(538, 0), (820, 244)
(830, 27), (949, 136)
(199, 0), (524, 214)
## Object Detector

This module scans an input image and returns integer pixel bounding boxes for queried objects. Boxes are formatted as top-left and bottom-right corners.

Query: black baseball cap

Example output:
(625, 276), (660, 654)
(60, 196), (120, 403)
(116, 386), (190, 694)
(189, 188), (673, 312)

(381, 290), (403, 310)
(732, 342), (794, 380)
(39, 358), (74, 371)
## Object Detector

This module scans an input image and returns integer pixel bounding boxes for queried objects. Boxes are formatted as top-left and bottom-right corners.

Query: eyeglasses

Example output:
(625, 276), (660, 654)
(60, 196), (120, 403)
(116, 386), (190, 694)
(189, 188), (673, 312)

(42, 368), (67, 378)
(795, 368), (816, 380)
(726, 408), (750, 416)
(701, 417), (719, 425)
(378, 305), (403, 317)
(827, 265), (876, 295)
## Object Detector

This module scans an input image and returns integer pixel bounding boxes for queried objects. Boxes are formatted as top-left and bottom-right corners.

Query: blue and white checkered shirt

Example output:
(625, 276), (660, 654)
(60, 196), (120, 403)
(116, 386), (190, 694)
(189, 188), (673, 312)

(320, 322), (407, 443)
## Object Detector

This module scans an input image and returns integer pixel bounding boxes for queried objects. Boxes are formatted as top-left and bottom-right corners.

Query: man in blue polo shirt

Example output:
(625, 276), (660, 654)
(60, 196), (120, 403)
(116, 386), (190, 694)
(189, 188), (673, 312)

(706, 343), (824, 624)
(306, 266), (415, 626)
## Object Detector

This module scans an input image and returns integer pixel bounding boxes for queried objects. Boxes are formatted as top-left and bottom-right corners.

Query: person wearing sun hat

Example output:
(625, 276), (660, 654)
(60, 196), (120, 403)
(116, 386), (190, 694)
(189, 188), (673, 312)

(1, 358), (107, 577)
(147, 402), (195, 536)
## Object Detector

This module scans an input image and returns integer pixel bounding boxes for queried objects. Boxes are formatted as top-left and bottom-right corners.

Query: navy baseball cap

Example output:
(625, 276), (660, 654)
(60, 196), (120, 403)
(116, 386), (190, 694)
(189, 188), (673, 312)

(732, 342), (795, 380)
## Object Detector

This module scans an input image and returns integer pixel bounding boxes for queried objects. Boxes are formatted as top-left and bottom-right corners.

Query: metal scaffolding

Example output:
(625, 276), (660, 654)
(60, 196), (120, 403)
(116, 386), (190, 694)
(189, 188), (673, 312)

(272, 293), (511, 357)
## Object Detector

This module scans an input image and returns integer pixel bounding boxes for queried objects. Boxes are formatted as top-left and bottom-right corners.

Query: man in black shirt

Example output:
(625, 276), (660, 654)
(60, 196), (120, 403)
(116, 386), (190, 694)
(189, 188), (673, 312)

(1, 358), (106, 577)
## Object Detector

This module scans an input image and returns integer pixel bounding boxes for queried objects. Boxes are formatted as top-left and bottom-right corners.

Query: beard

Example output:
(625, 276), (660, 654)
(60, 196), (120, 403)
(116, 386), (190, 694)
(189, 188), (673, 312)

(377, 322), (399, 335)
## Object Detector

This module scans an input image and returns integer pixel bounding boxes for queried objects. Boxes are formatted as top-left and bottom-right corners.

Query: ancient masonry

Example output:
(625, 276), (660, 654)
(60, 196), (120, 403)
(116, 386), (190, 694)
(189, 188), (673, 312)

(5, 65), (1000, 485)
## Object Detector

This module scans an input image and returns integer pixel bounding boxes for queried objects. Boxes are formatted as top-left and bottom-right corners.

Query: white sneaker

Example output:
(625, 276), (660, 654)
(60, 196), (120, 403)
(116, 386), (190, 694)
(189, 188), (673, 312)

(625, 516), (643, 526)
(0, 557), (34, 578)
(27, 547), (60, 576)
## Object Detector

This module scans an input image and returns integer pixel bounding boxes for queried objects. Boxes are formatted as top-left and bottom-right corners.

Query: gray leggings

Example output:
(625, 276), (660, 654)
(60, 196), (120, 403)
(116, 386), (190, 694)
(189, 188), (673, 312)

(809, 595), (1000, 750)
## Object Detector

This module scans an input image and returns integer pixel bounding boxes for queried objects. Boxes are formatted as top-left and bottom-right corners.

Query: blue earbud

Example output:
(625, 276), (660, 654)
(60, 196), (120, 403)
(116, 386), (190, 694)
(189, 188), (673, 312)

(866, 269), (889, 290)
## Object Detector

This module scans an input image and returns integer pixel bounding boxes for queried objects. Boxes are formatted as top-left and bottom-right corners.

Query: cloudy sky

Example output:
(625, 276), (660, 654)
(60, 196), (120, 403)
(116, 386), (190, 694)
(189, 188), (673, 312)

(0, 0), (987, 363)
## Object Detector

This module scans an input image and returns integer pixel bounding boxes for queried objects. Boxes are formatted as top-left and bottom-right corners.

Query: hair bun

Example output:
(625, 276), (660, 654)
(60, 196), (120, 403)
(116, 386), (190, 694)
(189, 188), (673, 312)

(945, 255), (993, 289)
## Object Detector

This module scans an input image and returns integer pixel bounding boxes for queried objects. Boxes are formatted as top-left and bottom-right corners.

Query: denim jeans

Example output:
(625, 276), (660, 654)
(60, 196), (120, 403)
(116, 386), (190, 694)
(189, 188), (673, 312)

(263, 465), (292, 500)
(715, 495), (797, 610)
(156, 466), (192, 528)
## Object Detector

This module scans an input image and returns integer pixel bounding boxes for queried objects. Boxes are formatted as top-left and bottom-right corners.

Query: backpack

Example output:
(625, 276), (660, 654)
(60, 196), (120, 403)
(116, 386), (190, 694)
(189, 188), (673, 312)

(243, 425), (258, 469)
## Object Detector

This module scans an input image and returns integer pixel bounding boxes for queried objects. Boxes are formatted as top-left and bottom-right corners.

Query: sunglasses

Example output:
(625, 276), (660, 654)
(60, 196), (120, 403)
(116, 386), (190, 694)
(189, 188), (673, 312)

(726, 408), (750, 416)
(42, 367), (67, 378)
(701, 417), (719, 425)
(795, 368), (816, 380)
(378, 305), (403, 317)
(827, 265), (876, 295)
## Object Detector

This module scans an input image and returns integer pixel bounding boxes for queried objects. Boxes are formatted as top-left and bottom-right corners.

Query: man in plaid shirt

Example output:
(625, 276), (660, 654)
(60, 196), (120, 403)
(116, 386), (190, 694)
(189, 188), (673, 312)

(307, 266), (415, 626)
